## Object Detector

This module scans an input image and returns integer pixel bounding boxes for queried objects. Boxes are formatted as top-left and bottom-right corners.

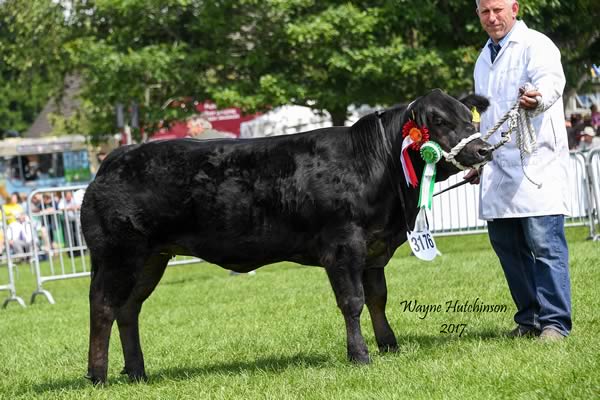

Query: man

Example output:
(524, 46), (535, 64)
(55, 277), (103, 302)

(467, 0), (571, 340)
(58, 191), (82, 248)
(591, 104), (600, 130)
(6, 212), (36, 263)
(578, 126), (600, 151)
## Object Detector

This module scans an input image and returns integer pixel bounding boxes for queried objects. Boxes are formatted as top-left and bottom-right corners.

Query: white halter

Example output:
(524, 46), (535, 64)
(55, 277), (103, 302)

(404, 100), (484, 171)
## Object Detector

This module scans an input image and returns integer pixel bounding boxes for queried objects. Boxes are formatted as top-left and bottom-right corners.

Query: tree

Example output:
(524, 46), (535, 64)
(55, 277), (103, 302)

(519, 0), (600, 98)
(0, 0), (70, 135)
(2, 1), (597, 140)
(63, 0), (486, 133)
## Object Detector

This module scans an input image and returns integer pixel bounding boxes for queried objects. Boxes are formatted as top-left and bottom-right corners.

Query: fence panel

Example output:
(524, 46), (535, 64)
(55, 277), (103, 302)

(586, 148), (600, 240)
(430, 152), (590, 236)
(0, 208), (26, 308)
(431, 173), (487, 236)
(567, 152), (595, 232)
(28, 186), (89, 304)
(26, 186), (203, 304)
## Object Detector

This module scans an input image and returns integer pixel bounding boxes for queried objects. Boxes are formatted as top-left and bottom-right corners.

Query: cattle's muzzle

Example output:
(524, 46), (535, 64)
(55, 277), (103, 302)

(442, 134), (494, 171)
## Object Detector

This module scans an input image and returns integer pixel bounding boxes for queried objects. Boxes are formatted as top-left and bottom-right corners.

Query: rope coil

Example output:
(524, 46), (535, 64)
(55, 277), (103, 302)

(481, 82), (542, 188)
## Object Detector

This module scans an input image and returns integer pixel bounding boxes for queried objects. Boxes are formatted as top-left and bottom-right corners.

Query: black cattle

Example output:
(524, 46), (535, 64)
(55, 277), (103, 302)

(82, 89), (491, 384)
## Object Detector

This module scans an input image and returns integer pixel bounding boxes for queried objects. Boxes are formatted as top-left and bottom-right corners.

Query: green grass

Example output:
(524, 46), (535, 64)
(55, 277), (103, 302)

(1, 228), (599, 399)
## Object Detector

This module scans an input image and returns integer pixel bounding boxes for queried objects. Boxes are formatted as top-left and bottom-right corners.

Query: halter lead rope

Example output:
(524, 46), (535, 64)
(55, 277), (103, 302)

(481, 82), (542, 188)
(441, 132), (483, 171)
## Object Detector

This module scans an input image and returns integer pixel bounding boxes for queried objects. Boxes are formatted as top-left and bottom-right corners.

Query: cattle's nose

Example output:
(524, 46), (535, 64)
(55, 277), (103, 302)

(477, 145), (494, 161)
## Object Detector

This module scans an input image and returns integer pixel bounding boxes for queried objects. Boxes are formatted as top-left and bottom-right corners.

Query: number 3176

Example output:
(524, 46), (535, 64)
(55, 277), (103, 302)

(411, 233), (434, 252)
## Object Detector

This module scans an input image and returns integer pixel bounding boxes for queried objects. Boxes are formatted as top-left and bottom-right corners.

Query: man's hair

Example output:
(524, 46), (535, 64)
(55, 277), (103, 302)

(476, 0), (516, 8)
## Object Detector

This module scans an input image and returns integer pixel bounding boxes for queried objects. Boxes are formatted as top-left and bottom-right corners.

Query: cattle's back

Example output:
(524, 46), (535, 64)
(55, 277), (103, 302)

(82, 131), (381, 265)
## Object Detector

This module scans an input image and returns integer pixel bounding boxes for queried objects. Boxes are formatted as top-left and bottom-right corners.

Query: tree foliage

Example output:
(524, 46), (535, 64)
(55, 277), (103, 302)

(0, 0), (598, 140)
(0, 0), (70, 135)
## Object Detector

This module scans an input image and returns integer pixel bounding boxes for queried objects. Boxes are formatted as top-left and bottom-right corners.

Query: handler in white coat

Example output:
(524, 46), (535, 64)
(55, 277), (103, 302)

(468, 0), (571, 340)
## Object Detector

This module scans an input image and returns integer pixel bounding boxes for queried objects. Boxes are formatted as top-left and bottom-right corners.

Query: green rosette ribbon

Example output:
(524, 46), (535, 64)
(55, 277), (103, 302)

(418, 141), (442, 209)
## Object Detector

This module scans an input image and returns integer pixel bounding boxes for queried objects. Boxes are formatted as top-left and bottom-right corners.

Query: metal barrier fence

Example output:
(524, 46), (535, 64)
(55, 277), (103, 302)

(0, 208), (26, 308)
(0, 151), (596, 307)
(430, 152), (591, 236)
(26, 186), (203, 304)
(28, 186), (89, 304)
(586, 148), (600, 240)
(568, 152), (596, 235)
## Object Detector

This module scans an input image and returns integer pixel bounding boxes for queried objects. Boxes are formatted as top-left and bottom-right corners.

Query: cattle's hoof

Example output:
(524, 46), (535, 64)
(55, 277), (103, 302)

(84, 372), (107, 386)
(121, 367), (147, 382)
(348, 352), (371, 364)
(128, 371), (148, 383)
(378, 343), (399, 353)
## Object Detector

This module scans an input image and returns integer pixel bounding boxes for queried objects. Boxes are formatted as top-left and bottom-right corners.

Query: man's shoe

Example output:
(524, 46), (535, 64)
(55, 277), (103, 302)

(506, 325), (541, 338)
(539, 327), (566, 342)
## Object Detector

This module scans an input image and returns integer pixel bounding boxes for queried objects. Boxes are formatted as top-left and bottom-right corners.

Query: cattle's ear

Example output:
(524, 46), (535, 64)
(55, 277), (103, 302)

(459, 94), (489, 114)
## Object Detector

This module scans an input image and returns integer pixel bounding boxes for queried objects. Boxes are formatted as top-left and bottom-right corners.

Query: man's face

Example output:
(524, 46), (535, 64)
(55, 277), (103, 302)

(477, 0), (519, 42)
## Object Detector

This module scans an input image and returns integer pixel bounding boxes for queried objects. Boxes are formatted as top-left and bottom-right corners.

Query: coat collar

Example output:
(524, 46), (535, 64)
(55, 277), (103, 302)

(481, 20), (528, 67)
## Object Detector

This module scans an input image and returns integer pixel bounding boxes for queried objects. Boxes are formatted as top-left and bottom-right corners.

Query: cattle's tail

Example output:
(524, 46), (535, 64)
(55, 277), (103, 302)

(81, 187), (107, 279)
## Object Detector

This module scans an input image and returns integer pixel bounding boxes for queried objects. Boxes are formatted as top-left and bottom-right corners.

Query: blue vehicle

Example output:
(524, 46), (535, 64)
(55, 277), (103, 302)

(0, 135), (92, 197)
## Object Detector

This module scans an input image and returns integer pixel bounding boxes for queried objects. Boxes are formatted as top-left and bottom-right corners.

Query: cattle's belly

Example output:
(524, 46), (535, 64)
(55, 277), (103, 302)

(170, 229), (318, 270)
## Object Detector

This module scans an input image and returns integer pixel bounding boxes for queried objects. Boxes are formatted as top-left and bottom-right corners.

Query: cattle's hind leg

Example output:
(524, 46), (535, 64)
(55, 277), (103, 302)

(87, 261), (118, 385)
(363, 268), (398, 352)
(116, 253), (170, 382)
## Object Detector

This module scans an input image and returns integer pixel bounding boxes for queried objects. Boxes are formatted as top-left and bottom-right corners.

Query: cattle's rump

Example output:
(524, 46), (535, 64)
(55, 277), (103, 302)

(83, 127), (388, 269)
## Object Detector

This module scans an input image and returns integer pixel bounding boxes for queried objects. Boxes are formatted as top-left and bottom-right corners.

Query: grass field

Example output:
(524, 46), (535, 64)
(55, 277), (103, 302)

(1, 228), (599, 399)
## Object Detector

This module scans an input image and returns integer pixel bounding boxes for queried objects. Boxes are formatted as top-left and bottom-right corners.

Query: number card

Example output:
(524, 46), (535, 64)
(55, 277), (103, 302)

(407, 207), (437, 261)
(407, 229), (438, 261)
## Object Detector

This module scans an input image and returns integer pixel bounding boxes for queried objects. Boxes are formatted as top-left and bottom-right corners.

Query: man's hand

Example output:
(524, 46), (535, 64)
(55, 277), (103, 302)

(519, 88), (542, 110)
(463, 168), (481, 185)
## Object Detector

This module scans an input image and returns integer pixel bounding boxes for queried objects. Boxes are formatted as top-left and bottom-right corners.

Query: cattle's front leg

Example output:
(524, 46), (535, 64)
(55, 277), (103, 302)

(363, 268), (398, 352)
(324, 244), (369, 364)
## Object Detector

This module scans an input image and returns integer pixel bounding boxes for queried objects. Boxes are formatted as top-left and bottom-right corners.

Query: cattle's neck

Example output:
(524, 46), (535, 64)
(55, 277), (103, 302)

(381, 111), (458, 232)
(388, 109), (457, 185)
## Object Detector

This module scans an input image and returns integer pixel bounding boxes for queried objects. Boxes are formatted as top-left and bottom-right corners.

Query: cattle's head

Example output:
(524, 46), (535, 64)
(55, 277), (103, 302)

(406, 88), (492, 175)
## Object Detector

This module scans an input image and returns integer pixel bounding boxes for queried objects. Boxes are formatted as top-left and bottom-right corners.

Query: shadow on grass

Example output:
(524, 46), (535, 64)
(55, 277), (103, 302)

(25, 377), (91, 394)
(27, 330), (504, 393)
(26, 353), (329, 393)
(148, 353), (330, 384)
(362, 327), (506, 358)
(398, 327), (505, 344)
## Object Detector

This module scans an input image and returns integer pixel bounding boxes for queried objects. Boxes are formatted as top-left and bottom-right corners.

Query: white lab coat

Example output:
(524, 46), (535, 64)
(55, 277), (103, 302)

(474, 20), (570, 220)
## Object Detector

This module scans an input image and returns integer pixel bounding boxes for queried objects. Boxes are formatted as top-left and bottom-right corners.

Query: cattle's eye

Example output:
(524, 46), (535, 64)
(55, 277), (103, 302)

(433, 116), (445, 126)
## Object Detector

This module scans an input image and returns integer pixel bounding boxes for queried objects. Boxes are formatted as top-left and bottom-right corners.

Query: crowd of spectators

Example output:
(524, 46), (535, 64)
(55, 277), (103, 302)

(0, 190), (83, 262)
(567, 104), (600, 151)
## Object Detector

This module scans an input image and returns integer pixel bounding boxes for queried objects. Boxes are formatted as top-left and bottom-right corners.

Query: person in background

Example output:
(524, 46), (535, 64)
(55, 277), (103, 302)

(58, 191), (82, 248)
(18, 192), (28, 210)
(468, 0), (572, 341)
(591, 104), (600, 129)
(27, 193), (52, 258)
(578, 126), (600, 151)
(3, 192), (24, 225)
(565, 119), (579, 150)
(41, 193), (59, 247)
(6, 212), (36, 263)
